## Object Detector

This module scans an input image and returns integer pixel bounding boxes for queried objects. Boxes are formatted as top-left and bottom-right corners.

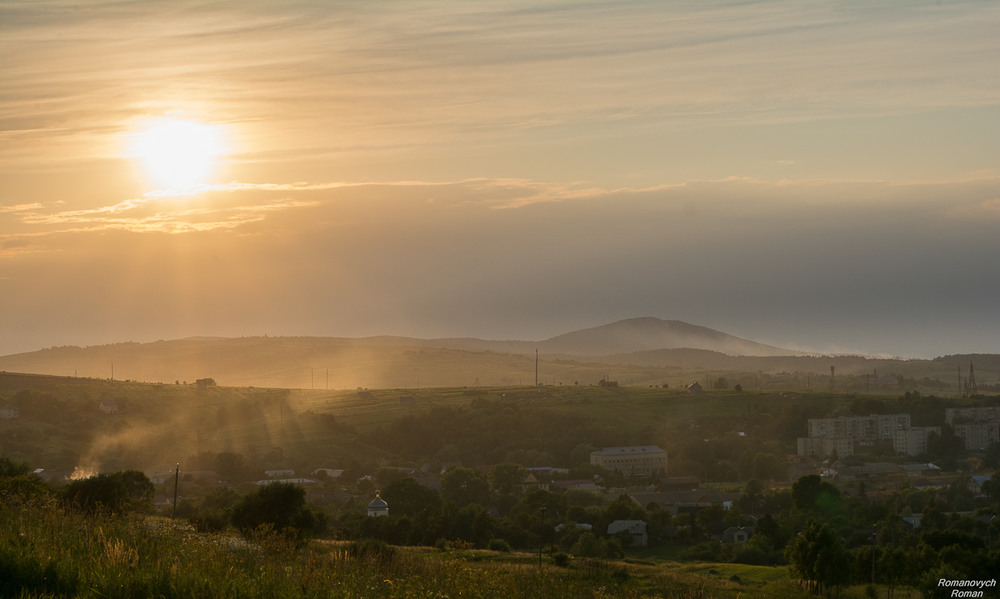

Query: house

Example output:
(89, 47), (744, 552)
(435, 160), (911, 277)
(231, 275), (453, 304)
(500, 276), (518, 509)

(685, 382), (703, 395)
(550, 479), (602, 492)
(195, 378), (216, 388)
(607, 520), (647, 547)
(367, 494), (389, 517)
(628, 489), (742, 517)
(312, 468), (344, 479)
(722, 526), (752, 545)
(0, 404), (19, 419)
(901, 463), (941, 478)
(99, 400), (119, 415)
(970, 474), (993, 495)
(265, 469), (296, 478)
(255, 477), (318, 486)
(521, 472), (549, 491)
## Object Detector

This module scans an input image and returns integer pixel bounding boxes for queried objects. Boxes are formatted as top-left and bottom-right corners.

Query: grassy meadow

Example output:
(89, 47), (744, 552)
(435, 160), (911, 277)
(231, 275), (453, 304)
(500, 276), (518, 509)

(0, 496), (824, 599)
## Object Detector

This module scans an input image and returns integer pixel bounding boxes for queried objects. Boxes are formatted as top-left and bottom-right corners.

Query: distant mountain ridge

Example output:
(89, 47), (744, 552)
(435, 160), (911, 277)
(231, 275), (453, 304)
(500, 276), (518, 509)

(535, 317), (799, 357)
(406, 317), (800, 357)
(0, 317), (810, 388)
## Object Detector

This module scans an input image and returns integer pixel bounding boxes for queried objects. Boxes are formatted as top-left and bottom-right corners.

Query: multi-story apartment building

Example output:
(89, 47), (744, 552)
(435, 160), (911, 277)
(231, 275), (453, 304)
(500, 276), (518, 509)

(945, 406), (1000, 425)
(953, 422), (1000, 451)
(590, 445), (668, 476)
(892, 426), (941, 456)
(796, 436), (854, 458)
(807, 414), (910, 444)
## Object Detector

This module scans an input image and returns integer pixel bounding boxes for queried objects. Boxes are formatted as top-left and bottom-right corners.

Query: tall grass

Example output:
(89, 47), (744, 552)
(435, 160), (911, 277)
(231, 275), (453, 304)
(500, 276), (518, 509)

(2, 498), (802, 598)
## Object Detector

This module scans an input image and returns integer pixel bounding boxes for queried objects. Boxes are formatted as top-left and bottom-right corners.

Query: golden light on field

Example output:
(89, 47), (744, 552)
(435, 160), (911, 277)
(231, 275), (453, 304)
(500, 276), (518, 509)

(130, 117), (227, 191)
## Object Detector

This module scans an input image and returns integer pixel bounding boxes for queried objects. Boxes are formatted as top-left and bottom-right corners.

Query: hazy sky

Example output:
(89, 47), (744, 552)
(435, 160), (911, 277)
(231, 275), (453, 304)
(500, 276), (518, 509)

(2, 0), (999, 359)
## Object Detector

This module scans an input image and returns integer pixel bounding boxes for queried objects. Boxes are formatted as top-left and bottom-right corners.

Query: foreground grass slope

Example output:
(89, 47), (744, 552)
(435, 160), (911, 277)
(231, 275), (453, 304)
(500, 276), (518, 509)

(1, 498), (818, 599)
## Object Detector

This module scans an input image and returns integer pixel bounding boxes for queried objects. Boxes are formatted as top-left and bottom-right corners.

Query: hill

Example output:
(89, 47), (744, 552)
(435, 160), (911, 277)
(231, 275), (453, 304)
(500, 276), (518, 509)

(0, 317), (994, 392)
(534, 317), (799, 357)
(0, 317), (798, 388)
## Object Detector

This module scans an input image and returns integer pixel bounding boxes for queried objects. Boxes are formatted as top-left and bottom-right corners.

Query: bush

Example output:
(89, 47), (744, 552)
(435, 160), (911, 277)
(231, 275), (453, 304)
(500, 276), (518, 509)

(230, 482), (326, 540)
(487, 538), (512, 552)
(0, 545), (79, 597)
(62, 470), (153, 514)
(348, 538), (396, 564)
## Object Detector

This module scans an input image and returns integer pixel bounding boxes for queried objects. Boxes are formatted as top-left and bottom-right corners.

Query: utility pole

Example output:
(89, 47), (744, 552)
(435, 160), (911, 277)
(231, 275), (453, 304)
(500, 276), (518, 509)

(871, 524), (876, 586)
(172, 463), (180, 518)
(535, 349), (539, 387)
(538, 506), (547, 567)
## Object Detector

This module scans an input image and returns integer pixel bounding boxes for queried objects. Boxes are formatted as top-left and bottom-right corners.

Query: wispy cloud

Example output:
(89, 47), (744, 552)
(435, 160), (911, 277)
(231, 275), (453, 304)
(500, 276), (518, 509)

(3, 1), (997, 172)
(0, 203), (42, 213)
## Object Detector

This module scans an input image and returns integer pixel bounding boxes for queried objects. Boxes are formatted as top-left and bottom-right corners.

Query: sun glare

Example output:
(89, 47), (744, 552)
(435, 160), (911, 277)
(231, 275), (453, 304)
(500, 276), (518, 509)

(131, 117), (226, 191)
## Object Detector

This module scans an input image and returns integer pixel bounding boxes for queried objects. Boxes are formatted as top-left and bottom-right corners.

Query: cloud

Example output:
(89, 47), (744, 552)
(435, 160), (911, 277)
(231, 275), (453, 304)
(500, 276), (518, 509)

(1, 2), (999, 358)
(3, 1), (997, 174)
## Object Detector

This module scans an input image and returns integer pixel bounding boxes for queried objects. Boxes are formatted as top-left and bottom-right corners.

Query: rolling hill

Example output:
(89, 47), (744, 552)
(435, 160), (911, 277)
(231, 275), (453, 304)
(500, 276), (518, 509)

(0, 317), (992, 392)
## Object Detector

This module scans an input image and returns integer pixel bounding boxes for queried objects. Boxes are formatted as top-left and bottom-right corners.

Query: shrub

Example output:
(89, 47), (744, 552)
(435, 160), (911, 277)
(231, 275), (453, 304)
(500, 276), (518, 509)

(230, 482), (326, 540)
(62, 470), (154, 514)
(487, 538), (512, 552)
(348, 538), (396, 564)
(0, 545), (79, 597)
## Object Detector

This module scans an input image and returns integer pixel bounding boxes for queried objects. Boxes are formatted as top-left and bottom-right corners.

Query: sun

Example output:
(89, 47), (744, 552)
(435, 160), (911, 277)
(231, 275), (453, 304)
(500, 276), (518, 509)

(131, 117), (226, 191)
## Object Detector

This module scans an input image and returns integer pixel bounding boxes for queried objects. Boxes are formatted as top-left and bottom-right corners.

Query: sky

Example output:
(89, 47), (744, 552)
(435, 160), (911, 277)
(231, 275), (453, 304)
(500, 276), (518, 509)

(1, 0), (999, 359)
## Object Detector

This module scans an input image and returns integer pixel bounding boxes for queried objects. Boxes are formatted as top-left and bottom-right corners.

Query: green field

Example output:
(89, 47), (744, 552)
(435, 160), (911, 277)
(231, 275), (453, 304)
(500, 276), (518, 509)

(0, 498), (827, 599)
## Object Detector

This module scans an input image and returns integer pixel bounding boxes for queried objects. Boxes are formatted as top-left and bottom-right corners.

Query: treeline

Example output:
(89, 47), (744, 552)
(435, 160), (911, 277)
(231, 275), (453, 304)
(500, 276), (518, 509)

(362, 399), (630, 468)
(0, 457), (326, 543)
(4, 456), (1000, 596)
(175, 461), (1000, 597)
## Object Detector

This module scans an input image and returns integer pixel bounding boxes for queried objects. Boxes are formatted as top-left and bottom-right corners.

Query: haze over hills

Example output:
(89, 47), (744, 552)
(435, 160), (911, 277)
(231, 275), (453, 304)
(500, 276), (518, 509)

(0, 317), (993, 391)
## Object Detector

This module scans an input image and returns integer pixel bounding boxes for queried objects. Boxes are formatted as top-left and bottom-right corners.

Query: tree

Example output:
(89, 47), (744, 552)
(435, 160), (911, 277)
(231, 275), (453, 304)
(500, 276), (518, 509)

(490, 462), (526, 496)
(213, 452), (247, 482)
(230, 482), (325, 539)
(380, 477), (441, 519)
(63, 470), (154, 514)
(0, 458), (48, 502)
(785, 520), (850, 596)
(440, 467), (491, 508)
(792, 474), (841, 514)
(0, 457), (31, 478)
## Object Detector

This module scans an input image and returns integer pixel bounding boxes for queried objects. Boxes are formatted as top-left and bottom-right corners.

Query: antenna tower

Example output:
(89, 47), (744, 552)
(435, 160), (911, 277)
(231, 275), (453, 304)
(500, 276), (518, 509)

(966, 361), (978, 398)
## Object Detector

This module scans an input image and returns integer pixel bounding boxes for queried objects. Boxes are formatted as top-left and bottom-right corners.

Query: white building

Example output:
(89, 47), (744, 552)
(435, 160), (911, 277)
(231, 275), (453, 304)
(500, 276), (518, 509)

(945, 407), (1000, 425)
(590, 446), (668, 476)
(893, 427), (941, 456)
(367, 494), (389, 517)
(807, 414), (910, 444)
(954, 422), (1000, 451)
(797, 436), (854, 458)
